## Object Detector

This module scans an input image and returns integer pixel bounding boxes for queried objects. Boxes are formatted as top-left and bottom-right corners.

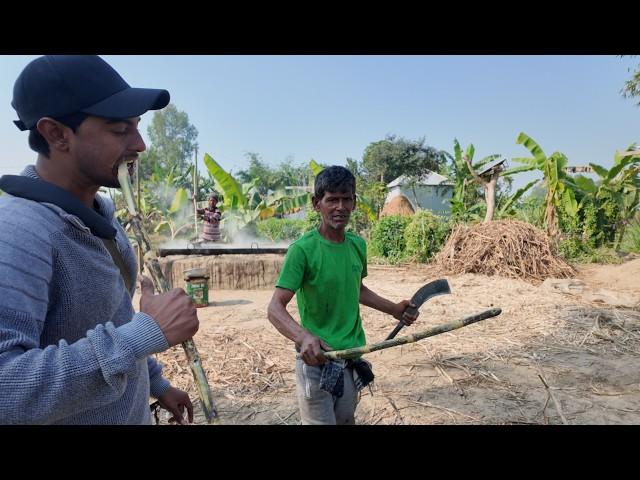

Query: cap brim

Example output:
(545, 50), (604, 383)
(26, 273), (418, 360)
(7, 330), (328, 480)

(80, 87), (170, 119)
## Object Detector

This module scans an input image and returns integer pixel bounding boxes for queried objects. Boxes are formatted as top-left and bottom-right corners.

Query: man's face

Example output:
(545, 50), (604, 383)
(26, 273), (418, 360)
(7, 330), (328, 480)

(313, 189), (355, 231)
(208, 197), (217, 209)
(69, 116), (145, 189)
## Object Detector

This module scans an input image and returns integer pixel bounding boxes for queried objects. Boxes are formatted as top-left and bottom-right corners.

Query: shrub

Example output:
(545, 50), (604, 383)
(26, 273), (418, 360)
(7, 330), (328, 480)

(620, 215), (640, 254)
(404, 211), (451, 261)
(369, 215), (411, 261)
(256, 218), (306, 242)
(347, 208), (373, 238)
(303, 209), (321, 232)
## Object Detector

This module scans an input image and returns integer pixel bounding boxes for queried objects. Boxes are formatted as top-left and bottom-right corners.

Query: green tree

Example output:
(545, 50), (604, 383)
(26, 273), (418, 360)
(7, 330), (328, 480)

(237, 153), (312, 196)
(138, 104), (198, 182)
(361, 134), (449, 185)
(346, 156), (386, 219)
(574, 146), (640, 249)
(276, 157), (313, 189)
(236, 153), (277, 195)
(621, 55), (640, 107)
(346, 157), (361, 177)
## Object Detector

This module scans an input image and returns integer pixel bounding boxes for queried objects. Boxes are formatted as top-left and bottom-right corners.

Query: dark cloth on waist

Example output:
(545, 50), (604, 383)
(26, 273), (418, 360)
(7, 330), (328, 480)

(319, 358), (374, 397)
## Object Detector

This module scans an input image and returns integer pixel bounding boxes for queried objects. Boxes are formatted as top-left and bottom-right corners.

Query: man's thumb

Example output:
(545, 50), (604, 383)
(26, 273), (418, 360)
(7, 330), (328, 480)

(140, 276), (155, 296)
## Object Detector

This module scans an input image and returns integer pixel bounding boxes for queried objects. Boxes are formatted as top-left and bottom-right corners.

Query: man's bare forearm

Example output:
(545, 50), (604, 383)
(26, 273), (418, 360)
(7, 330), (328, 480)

(359, 284), (398, 315)
(267, 298), (306, 346)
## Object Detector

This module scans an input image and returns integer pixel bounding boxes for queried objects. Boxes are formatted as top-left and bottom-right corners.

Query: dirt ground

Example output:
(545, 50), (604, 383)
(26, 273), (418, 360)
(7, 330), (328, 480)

(138, 258), (640, 425)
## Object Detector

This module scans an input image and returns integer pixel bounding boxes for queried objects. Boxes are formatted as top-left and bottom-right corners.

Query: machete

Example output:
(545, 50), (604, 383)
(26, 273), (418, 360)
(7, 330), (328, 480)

(385, 278), (451, 340)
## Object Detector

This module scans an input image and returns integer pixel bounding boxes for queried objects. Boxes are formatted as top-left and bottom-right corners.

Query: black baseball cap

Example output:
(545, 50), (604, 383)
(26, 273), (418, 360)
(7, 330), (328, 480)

(11, 55), (170, 131)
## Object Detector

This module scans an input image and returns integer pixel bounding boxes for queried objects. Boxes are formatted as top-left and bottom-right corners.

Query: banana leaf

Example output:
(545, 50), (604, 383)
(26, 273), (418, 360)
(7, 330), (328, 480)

(588, 162), (609, 180)
(497, 179), (539, 216)
(573, 175), (598, 194)
(203, 153), (246, 210)
(309, 159), (324, 176)
(501, 165), (536, 177)
(561, 187), (579, 217)
(516, 132), (547, 163)
(168, 187), (189, 213)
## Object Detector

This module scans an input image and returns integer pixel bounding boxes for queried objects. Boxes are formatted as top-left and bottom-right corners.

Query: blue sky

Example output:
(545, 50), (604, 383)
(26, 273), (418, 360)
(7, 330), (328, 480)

(1, 55), (638, 190)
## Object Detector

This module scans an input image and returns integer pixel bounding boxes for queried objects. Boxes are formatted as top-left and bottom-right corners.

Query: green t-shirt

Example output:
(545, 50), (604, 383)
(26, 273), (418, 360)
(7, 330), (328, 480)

(276, 228), (368, 351)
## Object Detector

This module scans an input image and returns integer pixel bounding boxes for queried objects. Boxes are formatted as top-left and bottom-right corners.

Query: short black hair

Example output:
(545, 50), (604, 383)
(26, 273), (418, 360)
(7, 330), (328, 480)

(28, 129), (50, 157)
(27, 112), (89, 157)
(314, 165), (356, 199)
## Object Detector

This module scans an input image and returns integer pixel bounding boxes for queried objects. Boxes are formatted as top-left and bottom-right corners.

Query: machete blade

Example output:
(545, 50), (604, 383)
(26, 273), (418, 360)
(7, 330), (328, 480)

(409, 278), (451, 310)
(385, 278), (451, 340)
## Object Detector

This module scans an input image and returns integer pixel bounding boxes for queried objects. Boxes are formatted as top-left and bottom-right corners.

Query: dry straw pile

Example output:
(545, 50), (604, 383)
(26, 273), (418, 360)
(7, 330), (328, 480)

(432, 220), (575, 284)
(380, 195), (415, 217)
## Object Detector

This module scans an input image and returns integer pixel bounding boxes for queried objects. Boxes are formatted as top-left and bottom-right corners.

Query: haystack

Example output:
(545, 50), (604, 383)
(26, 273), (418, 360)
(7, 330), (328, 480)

(380, 194), (415, 217)
(432, 220), (575, 284)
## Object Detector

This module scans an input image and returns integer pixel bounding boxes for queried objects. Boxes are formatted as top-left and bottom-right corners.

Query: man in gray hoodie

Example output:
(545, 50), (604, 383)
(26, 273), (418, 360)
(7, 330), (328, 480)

(0, 55), (198, 424)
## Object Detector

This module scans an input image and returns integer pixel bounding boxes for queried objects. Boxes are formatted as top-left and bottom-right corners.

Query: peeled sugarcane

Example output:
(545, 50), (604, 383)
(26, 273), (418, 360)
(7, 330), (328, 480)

(323, 308), (502, 361)
(118, 163), (218, 424)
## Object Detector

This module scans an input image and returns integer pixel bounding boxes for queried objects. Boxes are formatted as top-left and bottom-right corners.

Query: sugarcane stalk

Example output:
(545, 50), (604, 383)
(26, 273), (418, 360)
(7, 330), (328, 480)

(118, 163), (218, 424)
(324, 308), (502, 361)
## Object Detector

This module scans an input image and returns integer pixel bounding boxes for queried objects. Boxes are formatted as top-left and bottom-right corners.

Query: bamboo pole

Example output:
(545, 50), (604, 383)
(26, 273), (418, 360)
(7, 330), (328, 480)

(193, 145), (199, 238)
(323, 308), (502, 361)
(118, 164), (218, 424)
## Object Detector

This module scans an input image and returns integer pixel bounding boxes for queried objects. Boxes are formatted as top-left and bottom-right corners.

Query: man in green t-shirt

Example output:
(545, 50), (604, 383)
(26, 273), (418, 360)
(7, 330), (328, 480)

(267, 166), (419, 425)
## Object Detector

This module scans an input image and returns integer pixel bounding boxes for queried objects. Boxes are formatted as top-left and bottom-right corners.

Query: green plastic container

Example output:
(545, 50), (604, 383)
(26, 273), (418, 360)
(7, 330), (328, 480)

(184, 268), (210, 308)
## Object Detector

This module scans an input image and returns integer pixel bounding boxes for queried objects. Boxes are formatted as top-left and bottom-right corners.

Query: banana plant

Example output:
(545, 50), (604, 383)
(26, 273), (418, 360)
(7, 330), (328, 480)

(135, 162), (196, 240)
(514, 132), (580, 240)
(153, 186), (193, 239)
(202, 153), (312, 237)
(577, 145), (640, 249)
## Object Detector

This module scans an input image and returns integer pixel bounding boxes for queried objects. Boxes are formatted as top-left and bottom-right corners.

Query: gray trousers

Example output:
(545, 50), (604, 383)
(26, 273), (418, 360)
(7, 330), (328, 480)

(295, 358), (359, 425)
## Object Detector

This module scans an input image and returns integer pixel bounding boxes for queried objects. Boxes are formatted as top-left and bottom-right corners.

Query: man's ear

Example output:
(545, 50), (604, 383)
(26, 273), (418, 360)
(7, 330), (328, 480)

(312, 196), (319, 211)
(36, 117), (71, 153)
